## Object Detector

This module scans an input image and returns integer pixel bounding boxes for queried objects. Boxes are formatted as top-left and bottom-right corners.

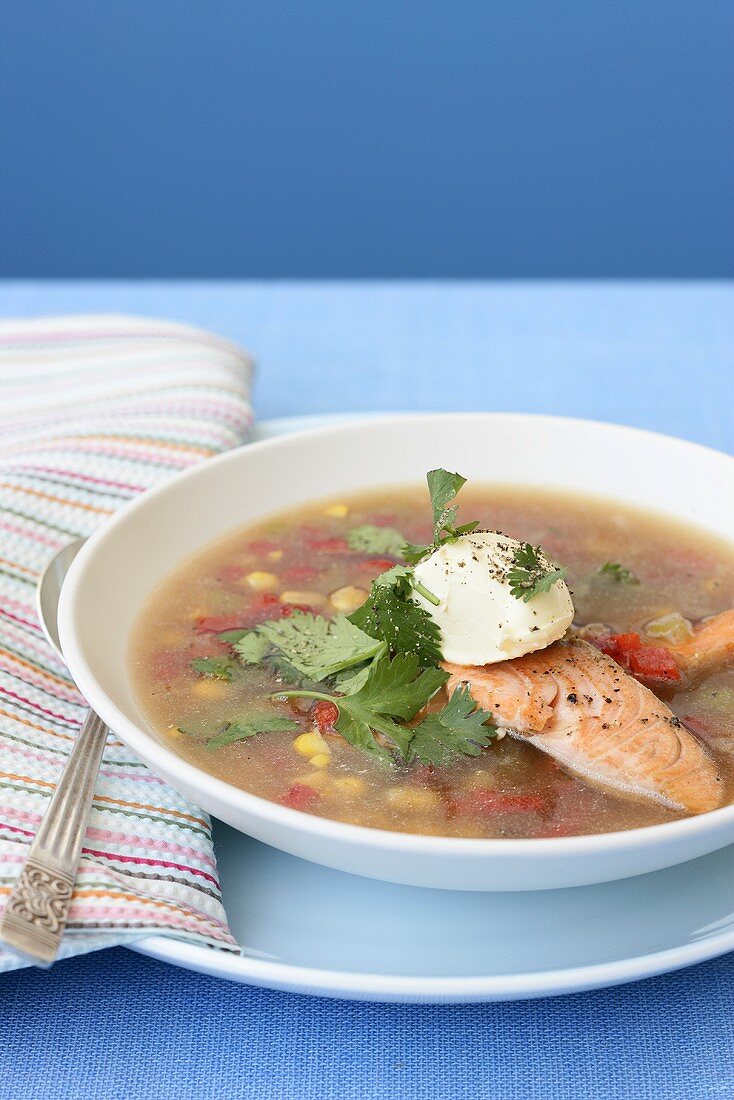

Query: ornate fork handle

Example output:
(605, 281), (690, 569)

(0, 709), (108, 964)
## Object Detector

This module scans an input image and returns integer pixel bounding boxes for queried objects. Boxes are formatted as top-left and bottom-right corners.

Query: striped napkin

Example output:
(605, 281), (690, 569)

(0, 314), (253, 971)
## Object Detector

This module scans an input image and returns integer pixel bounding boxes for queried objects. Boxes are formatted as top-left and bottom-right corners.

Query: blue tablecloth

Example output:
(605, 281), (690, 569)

(1, 280), (733, 1100)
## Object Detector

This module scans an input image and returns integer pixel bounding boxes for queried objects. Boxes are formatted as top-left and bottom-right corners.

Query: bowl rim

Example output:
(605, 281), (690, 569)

(58, 410), (734, 860)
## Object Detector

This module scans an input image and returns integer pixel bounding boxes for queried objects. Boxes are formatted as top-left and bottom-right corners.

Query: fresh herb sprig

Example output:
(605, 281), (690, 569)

(407, 685), (498, 766)
(207, 713), (298, 750)
(346, 524), (406, 557)
(273, 659), (495, 764)
(190, 656), (238, 681)
(348, 567), (443, 667)
(598, 562), (638, 585)
(507, 543), (567, 603)
(402, 469), (479, 564)
(232, 612), (385, 682)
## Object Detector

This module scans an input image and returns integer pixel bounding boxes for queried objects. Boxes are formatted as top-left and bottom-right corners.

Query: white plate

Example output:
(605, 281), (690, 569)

(127, 415), (734, 1002)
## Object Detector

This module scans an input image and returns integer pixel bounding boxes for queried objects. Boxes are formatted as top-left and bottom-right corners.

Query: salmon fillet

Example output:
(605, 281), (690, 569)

(444, 638), (724, 814)
(669, 608), (734, 679)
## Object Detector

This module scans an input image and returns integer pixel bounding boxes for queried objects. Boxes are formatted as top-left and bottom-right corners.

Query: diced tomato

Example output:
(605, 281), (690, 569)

(150, 650), (191, 680)
(246, 539), (280, 555)
(627, 646), (681, 682)
(681, 714), (711, 739)
(310, 700), (339, 731)
(408, 765), (441, 788)
(357, 558), (397, 573)
(587, 632), (641, 662)
(195, 613), (251, 634)
(451, 789), (546, 816)
(281, 564), (319, 584)
(250, 592), (281, 614)
(308, 537), (350, 554)
(216, 563), (246, 584)
(279, 783), (320, 810)
(587, 631), (681, 684)
(279, 603), (312, 617)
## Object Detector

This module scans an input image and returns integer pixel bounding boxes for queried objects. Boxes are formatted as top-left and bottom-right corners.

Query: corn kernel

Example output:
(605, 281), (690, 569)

(293, 730), (330, 757)
(329, 585), (369, 614)
(191, 679), (230, 700)
(267, 549), (284, 562)
(385, 787), (440, 812)
(296, 769), (331, 790)
(309, 753), (331, 769)
(280, 589), (326, 609)
(244, 571), (279, 592)
(645, 612), (694, 645)
(324, 503), (349, 518)
(334, 776), (366, 796)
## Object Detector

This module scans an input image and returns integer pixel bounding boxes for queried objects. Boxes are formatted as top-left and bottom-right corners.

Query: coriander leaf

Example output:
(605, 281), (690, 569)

(351, 652), (448, 721)
(217, 628), (251, 645)
(402, 469), (477, 564)
(401, 541), (432, 565)
(257, 611), (384, 680)
(507, 542), (567, 603)
(332, 661), (375, 695)
(233, 631), (271, 665)
(426, 468), (466, 537)
(372, 563), (412, 590)
(349, 581), (443, 667)
(207, 713), (298, 750)
(346, 524), (406, 557)
(598, 562), (639, 585)
(190, 656), (237, 681)
(273, 653), (448, 761)
(268, 654), (325, 691)
(407, 686), (497, 766)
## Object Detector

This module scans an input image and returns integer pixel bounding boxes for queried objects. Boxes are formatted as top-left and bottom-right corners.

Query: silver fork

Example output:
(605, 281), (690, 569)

(0, 539), (108, 965)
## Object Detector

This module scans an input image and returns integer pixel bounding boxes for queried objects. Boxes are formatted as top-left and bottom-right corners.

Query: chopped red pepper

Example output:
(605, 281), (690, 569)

(195, 613), (251, 634)
(586, 631), (681, 684)
(681, 715), (711, 739)
(150, 650), (191, 681)
(627, 646), (681, 682)
(281, 564), (319, 584)
(279, 603), (313, 617)
(357, 558), (398, 573)
(279, 783), (320, 810)
(216, 563), (246, 584)
(308, 537), (350, 554)
(310, 700), (339, 731)
(246, 539), (280, 555)
(451, 789), (546, 816)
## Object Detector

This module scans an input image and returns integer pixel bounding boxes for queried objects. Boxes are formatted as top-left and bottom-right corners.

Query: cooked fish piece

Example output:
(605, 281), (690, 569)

(444, 637), (724, 814)
(668, 608), (734, 679)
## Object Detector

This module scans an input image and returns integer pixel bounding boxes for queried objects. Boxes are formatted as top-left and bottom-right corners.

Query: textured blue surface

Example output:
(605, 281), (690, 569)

(1, 1), (733, 278)
(1, 280), (734, 1098)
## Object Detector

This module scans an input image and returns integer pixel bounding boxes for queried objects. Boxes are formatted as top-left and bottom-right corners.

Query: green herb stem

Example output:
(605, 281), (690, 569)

(412, 579), (440, 606)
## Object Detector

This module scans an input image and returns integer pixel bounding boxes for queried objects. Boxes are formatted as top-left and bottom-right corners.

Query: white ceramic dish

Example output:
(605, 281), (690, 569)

(133, 819), (734, 1003)
(58, 412), (734, 892)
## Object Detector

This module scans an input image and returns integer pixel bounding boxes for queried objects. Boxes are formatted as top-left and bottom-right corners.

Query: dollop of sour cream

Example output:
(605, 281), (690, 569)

(413, 531), (574, 666)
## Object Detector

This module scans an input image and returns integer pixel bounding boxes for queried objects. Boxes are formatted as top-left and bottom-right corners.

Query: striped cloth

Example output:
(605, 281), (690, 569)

(0, 314), (253, 971)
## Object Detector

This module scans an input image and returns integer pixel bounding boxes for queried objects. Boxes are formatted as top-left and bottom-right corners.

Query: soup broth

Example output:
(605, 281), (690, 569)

(130, 486), (734, 839)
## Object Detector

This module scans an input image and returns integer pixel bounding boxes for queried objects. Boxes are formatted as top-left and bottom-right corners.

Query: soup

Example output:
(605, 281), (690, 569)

(129, 482), (734, 839)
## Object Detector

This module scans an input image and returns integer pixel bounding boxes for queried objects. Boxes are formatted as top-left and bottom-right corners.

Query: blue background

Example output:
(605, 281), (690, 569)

(1, 0), (733, 278)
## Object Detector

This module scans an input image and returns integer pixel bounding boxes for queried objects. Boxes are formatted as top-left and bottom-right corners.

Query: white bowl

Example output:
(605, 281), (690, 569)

(58, 413), (734, 891)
